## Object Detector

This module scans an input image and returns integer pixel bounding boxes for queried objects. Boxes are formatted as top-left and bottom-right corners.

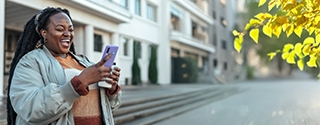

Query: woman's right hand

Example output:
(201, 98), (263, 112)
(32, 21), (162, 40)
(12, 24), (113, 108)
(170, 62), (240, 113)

(78, 54), (113, 87)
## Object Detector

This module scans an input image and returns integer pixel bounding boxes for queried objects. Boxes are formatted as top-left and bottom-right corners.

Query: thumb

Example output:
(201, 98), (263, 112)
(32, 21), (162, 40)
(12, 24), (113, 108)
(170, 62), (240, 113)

(96, 53), (112, 66)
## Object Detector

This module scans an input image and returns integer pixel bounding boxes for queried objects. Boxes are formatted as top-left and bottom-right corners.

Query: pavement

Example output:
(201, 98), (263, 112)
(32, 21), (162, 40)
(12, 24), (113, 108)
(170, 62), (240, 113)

(0, 83), (217, 124)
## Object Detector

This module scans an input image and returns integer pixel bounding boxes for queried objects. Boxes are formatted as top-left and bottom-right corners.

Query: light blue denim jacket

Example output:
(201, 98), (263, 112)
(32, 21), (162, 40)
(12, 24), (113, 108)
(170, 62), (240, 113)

(9, 46), (121, 125)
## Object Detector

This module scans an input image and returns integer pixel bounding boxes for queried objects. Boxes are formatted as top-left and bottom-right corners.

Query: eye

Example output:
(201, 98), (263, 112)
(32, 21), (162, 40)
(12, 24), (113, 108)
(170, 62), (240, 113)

(56, 27), (64, 31)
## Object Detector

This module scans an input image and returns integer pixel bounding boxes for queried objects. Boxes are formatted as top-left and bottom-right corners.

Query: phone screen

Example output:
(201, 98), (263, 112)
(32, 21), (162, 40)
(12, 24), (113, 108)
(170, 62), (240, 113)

(102, 45), (119, 67)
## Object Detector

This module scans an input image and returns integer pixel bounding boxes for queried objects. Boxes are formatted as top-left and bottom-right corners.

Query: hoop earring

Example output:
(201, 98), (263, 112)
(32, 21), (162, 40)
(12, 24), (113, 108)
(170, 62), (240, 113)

(35, 40), (43, 49)
(44, 38), (48, 43)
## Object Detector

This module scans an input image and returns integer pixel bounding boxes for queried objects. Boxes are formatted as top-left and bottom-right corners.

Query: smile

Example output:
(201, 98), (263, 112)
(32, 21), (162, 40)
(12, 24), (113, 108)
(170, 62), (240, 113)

(61, 39), (70, 47)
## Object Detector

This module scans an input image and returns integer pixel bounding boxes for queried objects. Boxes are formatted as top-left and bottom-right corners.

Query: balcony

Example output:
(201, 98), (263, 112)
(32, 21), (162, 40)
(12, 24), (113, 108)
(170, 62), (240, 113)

(173, 0), (214, 25)
(170, 31), (215, 53)
(57, 0), (132, 23)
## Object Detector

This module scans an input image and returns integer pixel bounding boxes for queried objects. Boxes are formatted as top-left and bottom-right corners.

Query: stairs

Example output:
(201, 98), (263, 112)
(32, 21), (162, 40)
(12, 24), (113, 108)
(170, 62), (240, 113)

(114, 86), (239, 125)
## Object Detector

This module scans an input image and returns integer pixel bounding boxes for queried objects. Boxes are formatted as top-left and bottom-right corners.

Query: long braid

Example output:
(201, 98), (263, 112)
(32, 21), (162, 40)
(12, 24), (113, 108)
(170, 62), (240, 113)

(6, 7), (75, 125)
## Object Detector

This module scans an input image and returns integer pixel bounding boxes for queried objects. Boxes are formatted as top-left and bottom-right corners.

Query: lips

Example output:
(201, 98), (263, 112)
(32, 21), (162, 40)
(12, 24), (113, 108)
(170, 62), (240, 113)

(61, 39), (70, 47)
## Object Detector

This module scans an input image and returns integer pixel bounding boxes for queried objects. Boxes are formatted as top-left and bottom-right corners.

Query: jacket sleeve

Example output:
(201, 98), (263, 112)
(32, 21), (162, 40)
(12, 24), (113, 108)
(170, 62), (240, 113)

(108, 89), (122, 111)
(9, 57), (80, 125)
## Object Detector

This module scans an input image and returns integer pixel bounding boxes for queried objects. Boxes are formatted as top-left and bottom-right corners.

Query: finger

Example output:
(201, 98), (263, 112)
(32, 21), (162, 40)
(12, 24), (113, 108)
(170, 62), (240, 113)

(114, 67), (121, 72)
(112, 71), (120, 76)
(109, 75), (119, 81)
(96, 53), (113, 66)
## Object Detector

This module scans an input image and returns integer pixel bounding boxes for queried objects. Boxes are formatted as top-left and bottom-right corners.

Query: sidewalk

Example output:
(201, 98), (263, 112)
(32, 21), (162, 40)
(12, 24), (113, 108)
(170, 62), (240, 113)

(0, 83), (217, 123)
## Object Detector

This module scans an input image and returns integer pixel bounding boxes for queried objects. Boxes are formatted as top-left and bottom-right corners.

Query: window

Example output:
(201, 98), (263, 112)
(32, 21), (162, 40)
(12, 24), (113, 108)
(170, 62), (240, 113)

(213, 59), (218, 67)
(222, 40), (227, 49)
(147, 3), (156, 22)
(122, 37), (129, 56)
(220, 17), (227, 27)
(171, 14), (180, 31)
(94, 34), (103, 52)
(135, 0), (141, 15)
(213, 34), (217, 46)
(171, 6), (181, 31)
(120, 0), (128, 7)
(224, 62), (228, 70)
(212, 11), (216, 19)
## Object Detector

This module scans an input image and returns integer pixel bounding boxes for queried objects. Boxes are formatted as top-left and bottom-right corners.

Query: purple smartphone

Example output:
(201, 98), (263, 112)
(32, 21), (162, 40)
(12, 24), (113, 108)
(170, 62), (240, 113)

(101, 45), (118, 67)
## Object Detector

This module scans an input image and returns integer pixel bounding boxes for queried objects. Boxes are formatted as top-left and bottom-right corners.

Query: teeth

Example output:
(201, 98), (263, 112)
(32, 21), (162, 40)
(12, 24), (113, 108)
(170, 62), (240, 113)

(61, 40), (70, 42)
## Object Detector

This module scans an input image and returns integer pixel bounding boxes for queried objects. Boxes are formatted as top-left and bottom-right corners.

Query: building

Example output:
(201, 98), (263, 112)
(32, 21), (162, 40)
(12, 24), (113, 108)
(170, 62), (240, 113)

(209, 0), (245, 82)
(0, 0), (246, 97)
(1, 0), (172, 97)
(169, 0), (215, 83)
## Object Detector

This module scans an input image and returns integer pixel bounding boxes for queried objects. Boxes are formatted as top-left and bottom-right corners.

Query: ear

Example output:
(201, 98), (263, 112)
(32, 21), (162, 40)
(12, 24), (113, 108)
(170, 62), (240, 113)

(40, 29), (47, 39)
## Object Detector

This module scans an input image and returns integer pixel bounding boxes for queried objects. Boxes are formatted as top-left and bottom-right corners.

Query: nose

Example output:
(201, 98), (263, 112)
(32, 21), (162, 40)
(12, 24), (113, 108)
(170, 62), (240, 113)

(63, 31), (71, 36)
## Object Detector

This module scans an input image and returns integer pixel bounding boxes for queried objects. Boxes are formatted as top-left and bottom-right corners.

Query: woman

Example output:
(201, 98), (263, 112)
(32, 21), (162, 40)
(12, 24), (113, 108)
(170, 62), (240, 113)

(7, 7), (121, 125)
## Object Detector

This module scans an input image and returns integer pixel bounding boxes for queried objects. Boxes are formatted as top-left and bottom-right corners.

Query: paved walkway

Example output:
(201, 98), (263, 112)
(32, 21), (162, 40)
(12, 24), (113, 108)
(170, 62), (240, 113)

(0, 83), (216, 123)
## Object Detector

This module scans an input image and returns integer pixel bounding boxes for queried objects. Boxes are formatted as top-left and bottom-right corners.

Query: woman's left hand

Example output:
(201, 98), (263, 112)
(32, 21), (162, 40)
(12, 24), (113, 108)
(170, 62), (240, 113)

(106, 66), (121, 93)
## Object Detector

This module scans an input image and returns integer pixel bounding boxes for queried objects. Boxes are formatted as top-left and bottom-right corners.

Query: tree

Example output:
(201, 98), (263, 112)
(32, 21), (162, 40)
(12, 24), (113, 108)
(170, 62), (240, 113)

(242, 0), (309, 75)
(234, 0), (320, 75)
(148, 45), (158, 83)
(132, 41), (141, 85)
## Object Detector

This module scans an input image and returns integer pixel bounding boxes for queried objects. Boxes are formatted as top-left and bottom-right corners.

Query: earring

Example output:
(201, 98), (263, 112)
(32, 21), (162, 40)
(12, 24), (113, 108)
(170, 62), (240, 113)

(44, 38), (48, 43)
(35, 40), (43, 49)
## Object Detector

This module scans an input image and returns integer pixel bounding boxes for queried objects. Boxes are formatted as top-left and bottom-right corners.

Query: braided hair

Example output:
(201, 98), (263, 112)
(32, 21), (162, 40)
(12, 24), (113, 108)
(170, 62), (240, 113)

(7, 7), (76, 125)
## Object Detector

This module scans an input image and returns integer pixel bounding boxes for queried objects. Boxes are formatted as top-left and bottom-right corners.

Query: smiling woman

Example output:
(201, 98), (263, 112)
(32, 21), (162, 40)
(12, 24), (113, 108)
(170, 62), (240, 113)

(7, 7), (122, 125)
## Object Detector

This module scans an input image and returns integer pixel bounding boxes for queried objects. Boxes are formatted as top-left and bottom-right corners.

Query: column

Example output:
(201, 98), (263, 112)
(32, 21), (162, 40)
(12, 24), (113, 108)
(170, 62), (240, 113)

(158, 0), (171, 84)
(183, 12), (192, 37)
(74, 26), (84, 54)
(141, 0), (147, 18)
(84, 25), (94, 58)
(0, 0), (4, 96)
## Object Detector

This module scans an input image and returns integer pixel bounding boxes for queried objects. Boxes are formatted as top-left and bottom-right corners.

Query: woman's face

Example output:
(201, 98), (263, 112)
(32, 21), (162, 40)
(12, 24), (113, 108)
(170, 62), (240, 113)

(41, 12), (74, 56)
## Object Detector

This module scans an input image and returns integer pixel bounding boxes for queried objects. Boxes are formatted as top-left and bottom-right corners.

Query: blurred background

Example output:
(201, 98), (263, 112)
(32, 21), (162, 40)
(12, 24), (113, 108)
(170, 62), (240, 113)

(1, 0), (320, 124)
(0, 0), (246, 95)
(1, 0), (318, 96)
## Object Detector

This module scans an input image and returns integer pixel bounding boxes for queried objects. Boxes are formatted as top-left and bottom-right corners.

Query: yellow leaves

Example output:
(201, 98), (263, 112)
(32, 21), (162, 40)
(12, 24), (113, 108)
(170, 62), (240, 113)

(307, 56), (318, 67)
(286, 51), (296, 64)
(283, 44), (294, 53)
(275, 16), (289, 25)
(255, 13), (272, 21)
(294, 43), (302, 55)
(263, 25), (272, 38)
(294, 26), (303, 37)
(308, 27), (315, 35)
(250, 29), (259, 43)
(234, 35), (243, 53)
(268, 0), (276, 11)
(233, 30), (239, 36)
(303, 37), (315, 45)
(297, 59), (304, 70)
(273, 26), (282, 38)
(258, 0), (267, 7)
(285, 25), (294, 37)
(232, 0), (320, 71)
(267, 52), (277, 60)
(316, 34), (320, 45)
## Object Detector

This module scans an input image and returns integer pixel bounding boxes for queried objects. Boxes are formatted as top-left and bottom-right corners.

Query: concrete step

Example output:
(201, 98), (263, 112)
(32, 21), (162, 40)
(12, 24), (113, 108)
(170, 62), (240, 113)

(121, 87), (240, 125)
(114, 87), (235, 124)
(114, 87), (220, 117)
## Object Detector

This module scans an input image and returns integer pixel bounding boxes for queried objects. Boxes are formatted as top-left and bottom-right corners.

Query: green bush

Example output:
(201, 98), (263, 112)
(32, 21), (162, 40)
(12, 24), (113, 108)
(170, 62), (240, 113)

(148, 45), (158, 83)
(184, 57), (198, 83)
(172, 57), (198, 83)
(132, 42), (141, 85)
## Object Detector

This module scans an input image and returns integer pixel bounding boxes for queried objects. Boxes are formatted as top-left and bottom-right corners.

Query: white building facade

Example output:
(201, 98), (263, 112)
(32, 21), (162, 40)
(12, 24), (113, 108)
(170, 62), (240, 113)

(0, 0), (219, 97)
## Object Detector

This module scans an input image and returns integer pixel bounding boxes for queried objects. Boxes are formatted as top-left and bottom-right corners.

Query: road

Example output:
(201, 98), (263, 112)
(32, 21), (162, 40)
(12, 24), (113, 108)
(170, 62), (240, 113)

(154, 78), (320, 125)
